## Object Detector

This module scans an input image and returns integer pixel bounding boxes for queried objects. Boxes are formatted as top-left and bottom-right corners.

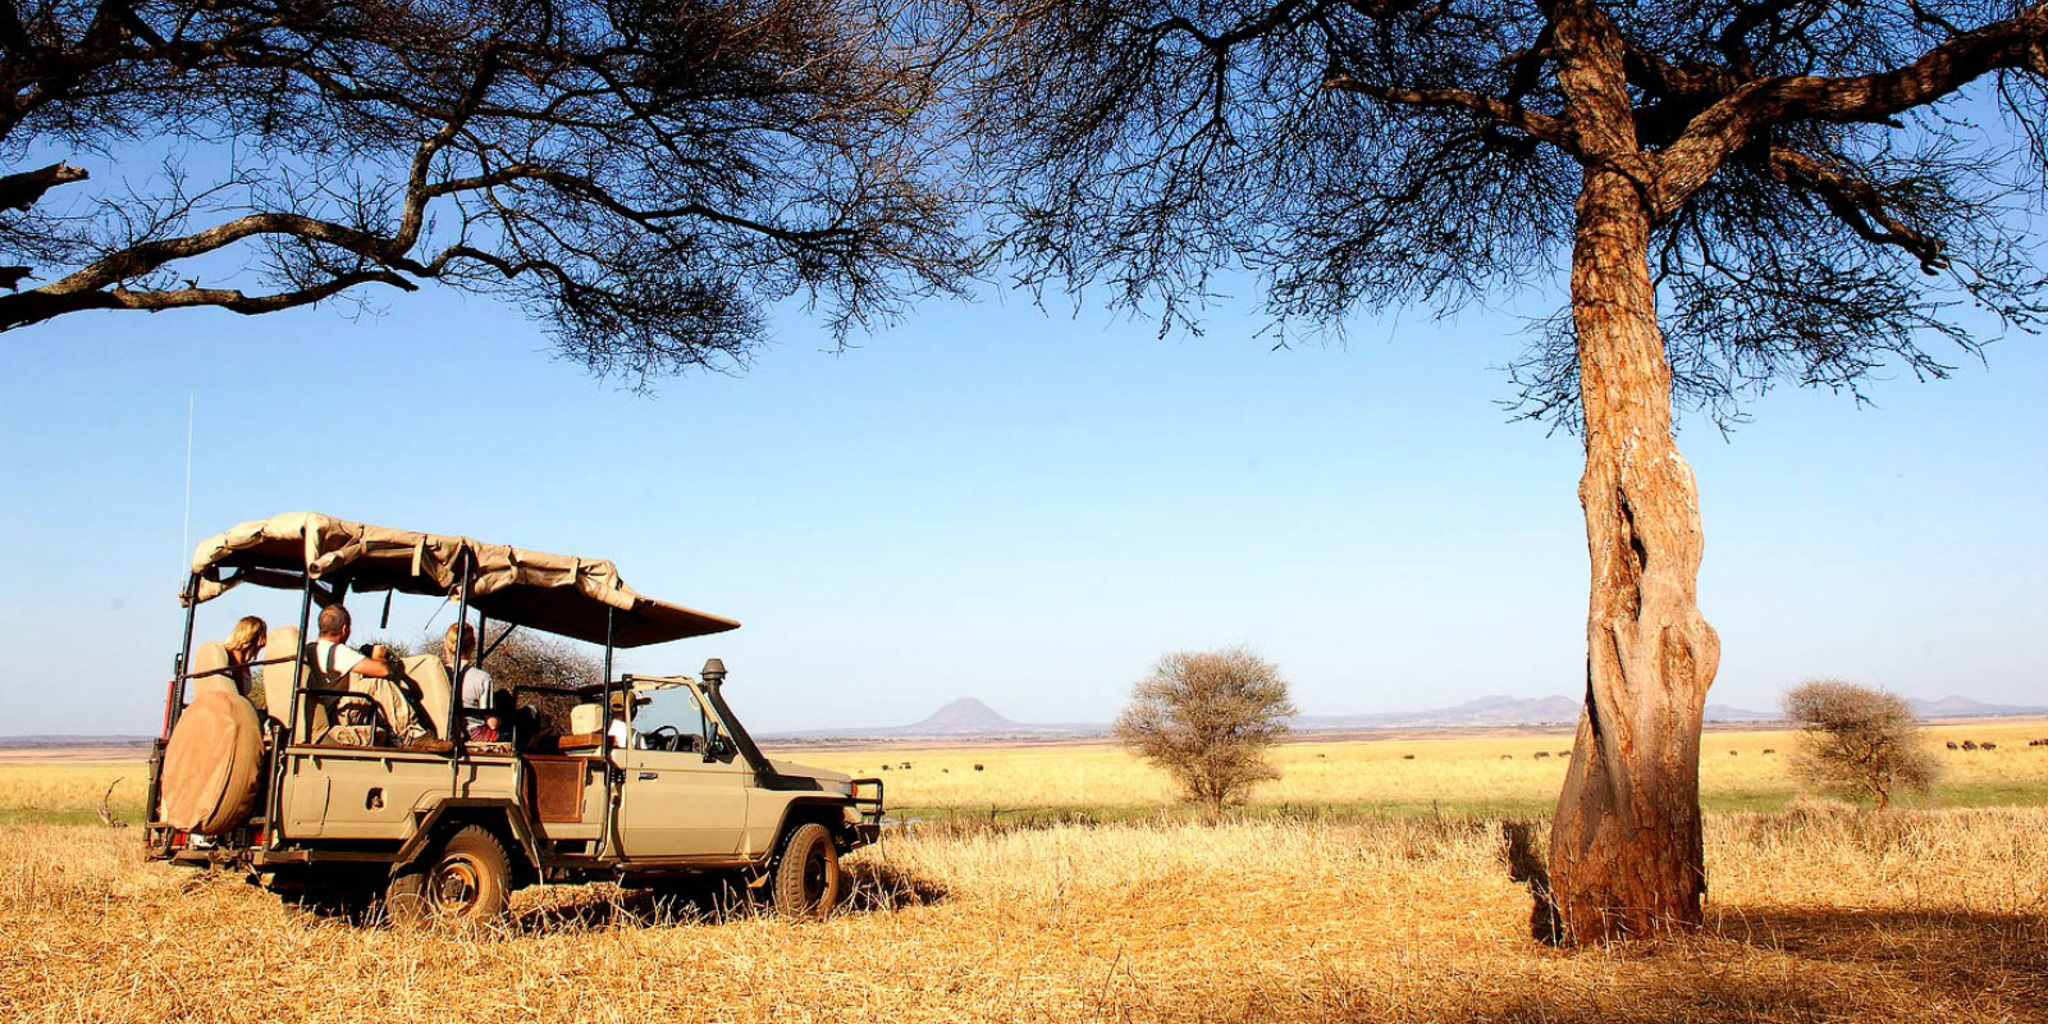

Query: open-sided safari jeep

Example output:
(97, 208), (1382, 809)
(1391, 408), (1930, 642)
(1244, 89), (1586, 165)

(145, 512), (882, 924)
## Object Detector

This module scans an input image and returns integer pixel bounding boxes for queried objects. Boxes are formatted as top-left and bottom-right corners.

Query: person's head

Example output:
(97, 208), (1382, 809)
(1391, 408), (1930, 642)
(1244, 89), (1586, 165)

(443, 623), (478, 664)
(317, 604), (351, 641)
(225, 616), (267, 663)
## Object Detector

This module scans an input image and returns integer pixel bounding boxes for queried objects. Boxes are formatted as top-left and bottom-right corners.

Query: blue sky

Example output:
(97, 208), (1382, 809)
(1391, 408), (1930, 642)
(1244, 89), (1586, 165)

(0, 274), (2042, 736)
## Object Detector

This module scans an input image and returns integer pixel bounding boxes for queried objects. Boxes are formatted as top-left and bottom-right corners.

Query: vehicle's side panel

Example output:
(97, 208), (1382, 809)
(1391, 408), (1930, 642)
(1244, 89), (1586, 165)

(522, 754), (605, 843)
(278, 748), (517, 842)
(616, 747), (751, 857)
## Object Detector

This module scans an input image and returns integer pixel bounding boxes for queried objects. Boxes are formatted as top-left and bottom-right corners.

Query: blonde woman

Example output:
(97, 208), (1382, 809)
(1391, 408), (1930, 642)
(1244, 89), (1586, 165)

(223, 615), (268, 711)
(444, 624), (498, 740)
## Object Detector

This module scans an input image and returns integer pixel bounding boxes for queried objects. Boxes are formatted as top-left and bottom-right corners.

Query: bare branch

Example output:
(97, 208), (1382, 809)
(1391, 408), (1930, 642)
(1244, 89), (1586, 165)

(0, 163), (90, 212)
(1653, 4), (2048, 215)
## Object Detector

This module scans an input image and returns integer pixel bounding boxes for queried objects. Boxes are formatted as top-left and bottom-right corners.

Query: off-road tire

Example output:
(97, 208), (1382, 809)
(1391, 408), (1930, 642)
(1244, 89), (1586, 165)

(771, 822), (842, 918)
(384, 825), (512, 927)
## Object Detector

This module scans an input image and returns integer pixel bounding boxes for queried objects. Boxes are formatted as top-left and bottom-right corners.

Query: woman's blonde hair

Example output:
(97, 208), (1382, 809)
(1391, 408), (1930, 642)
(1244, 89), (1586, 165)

(225, 616), (267, 662)
(444, 623), (478, 664)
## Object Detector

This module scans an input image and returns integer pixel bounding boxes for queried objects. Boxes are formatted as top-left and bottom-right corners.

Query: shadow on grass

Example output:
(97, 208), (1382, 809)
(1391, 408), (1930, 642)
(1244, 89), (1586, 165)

(502, 859), (949, 935)
(1448, 907), (2046, 1024)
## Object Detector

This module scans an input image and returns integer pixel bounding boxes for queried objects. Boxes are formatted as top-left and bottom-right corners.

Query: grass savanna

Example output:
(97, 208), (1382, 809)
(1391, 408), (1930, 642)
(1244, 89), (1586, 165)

(778, 719), (2048, 821)
(2, 721), (2042, 829)
(3, 800), (2045, 1022)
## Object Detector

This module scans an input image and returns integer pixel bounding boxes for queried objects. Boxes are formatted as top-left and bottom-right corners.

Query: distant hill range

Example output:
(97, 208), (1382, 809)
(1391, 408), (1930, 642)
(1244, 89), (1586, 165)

(1907, 695), (2048, 719)
(762, 691), (2048, 742)
(0, 734), (152, 750)
(762, 698), (1097, 741)
(8, 693), (2042, 748)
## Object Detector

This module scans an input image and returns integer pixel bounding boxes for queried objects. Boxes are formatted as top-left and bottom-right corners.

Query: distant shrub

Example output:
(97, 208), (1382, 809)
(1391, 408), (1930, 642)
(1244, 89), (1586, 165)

(1783, 679), (1940, 810)
(1113, 647), (1294, 819)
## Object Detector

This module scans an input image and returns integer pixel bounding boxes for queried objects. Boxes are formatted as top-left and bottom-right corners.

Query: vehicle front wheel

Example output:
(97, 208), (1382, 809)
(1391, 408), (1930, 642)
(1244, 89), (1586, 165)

(771, 822), (843, 918)
(385, 825), (512, 927)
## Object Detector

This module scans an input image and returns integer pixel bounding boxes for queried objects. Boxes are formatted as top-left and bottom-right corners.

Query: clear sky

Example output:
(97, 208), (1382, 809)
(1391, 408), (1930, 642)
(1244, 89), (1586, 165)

(0, 271), (2042, 736)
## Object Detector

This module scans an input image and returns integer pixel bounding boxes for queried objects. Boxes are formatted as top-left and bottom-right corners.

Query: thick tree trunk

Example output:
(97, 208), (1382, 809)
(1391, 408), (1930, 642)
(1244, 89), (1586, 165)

(1546, 167), (1722, 945)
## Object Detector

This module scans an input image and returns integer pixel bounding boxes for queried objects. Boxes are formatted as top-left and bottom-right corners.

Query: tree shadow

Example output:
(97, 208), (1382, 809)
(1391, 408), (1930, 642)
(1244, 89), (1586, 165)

(500, 860), (949, 935)
(841, 859), (949, 912)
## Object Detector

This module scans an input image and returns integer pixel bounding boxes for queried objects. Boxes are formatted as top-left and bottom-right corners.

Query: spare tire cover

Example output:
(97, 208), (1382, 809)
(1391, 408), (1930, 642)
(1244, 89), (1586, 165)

(161, 691), (264, 834)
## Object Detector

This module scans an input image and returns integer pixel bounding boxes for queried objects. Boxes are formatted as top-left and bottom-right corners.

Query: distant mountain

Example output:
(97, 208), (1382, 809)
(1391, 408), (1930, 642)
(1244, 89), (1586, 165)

(1291, 694), (1584, 731)
(904, 698), (1034, 735)
(1908, 695), (2048, 718)
(727, 690), (2048, 743)
(760, 698), (1094, 741)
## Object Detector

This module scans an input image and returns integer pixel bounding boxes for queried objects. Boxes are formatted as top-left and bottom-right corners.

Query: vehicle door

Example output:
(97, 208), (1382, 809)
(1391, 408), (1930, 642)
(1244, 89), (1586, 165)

(615, 682), (751, 859)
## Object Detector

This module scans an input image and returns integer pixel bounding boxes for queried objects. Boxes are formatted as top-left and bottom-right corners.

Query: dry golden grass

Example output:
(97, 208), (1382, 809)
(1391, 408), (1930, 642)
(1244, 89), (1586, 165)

(773, 718), (2048, 816)
(2, 807), (2044, 1023)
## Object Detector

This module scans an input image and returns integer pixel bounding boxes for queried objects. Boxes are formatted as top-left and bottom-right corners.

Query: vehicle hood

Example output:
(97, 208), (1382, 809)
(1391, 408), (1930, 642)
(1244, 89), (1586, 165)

(768, 759), (851, 787)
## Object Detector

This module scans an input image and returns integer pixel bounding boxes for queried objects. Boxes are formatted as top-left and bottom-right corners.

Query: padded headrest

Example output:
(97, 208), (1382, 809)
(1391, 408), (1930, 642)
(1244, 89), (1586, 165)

(569, 703), (605, 735)
(188, 642), (236, 698)
(262, 626), (302, 730)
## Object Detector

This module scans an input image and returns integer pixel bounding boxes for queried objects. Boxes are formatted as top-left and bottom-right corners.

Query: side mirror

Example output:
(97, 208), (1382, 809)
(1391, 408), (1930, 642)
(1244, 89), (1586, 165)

(702, 733), (733, 763)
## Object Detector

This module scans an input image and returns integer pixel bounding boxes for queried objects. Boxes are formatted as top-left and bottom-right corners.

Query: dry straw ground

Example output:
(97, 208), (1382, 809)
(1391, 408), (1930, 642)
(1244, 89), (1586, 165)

(2, 724), (2044, 1024)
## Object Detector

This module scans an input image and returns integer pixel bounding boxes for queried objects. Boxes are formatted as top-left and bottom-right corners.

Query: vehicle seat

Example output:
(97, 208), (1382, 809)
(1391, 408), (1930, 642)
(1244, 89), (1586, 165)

(187, 643), (237, 699)
(261, 626), (302, 731)
(554, 702), (606, 752)
(403, 655), (453, 738)
(342, 654), (453, 745)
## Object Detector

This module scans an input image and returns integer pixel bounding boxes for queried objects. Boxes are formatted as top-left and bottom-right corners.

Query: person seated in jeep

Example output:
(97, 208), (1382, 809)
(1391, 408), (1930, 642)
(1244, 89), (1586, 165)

(312, 605), (391, 683)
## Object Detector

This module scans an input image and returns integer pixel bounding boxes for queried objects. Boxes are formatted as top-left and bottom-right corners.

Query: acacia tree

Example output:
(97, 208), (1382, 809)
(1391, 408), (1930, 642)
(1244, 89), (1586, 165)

(1114, 647), (1295, 818)
(967, 0), (2048, 942)
(1784, 679), (1940, 808)
(0, 0), (963, 377)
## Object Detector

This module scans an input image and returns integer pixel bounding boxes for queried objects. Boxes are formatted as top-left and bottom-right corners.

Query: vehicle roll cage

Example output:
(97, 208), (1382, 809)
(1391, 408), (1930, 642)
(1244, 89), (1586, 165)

(149, 551), (649, 859)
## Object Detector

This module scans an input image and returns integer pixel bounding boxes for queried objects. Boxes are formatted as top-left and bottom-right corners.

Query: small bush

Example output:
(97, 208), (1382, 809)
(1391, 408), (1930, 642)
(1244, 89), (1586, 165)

(1783, 679), (1940, 810)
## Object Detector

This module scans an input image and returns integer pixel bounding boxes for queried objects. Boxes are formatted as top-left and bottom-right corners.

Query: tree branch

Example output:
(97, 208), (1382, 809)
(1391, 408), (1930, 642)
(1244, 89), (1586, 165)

(0, 269), (413, 329)
(1322, 75), (1577, 151)
(0, 162), (90, 212)
(1765, 147), (1948, 271)
(1652, 4), (2048, 217)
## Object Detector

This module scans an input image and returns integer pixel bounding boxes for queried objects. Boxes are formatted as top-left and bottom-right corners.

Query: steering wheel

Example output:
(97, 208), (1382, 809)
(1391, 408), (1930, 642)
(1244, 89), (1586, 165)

(644, 725), (682, 752)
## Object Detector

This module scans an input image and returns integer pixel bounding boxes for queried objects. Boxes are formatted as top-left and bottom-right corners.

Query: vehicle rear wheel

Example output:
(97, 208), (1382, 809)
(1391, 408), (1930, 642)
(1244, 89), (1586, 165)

(385, 825), (512, 927)
(771, 822), (842, 918)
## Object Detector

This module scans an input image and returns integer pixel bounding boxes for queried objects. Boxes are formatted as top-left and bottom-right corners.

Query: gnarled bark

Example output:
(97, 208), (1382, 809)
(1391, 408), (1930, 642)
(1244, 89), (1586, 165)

(1547, 165), (1722, 944)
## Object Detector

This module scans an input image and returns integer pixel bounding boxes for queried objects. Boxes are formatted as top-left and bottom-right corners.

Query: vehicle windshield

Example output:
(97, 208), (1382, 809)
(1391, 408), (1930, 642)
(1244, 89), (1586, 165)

(627, 683), (729, 752)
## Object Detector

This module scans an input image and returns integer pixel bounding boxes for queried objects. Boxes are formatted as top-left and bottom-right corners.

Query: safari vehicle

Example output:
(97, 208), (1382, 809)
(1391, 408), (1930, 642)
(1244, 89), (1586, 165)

(144, 512), (882, 923)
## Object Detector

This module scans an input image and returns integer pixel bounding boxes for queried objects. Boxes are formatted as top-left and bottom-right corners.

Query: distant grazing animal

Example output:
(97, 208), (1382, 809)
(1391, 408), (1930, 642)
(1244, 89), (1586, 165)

(1947, 742), (1960, 750)
(973, 763), (985, 771)
(1981, 742), (1997, 750)
(1762, 748), (1775, 755)
(1729, 750), (1739, 756)
(879, 765), (889, 771)
(2029, 739), (2048, 747)
(1316, 753), (1327, 758)
(900, 762), (913, 769)
(1556, 751), (1570, 758)
(1402, 754), (1416, 760)
(1532, 751), (1550, 759)
(941, 768), (950, 773)
(1961, 741), (1978, 751)
(1499, 754), (1513, 760)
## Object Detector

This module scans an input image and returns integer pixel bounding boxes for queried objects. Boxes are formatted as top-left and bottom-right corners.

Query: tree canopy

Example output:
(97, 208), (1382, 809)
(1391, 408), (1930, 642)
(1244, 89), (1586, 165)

(1114, 646), (1295, 816)
(0, 0), (964, 379)
(968, 0), (2048, 428)
(1784, 678), (1940, 809)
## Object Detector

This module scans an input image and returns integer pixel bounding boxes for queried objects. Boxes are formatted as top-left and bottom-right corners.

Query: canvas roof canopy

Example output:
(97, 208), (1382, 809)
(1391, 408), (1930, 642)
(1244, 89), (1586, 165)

(188, 512), (738, 648)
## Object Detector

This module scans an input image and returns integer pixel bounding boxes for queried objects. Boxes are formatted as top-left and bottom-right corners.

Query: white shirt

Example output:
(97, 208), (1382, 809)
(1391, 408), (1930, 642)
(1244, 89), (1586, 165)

(607, 718), (638, 749)
(455, 665), (494, 710)
(313, 638), (365, 681)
